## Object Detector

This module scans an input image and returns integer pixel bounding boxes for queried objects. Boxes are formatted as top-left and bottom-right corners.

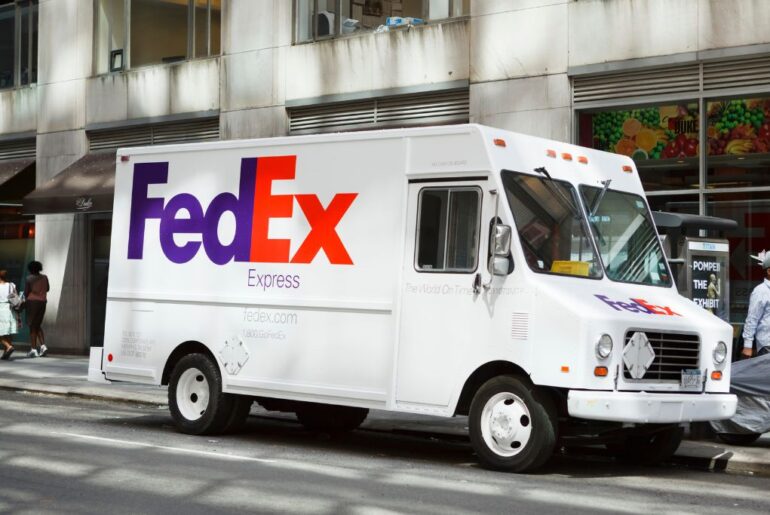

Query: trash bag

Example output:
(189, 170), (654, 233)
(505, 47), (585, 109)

(710, 353), (770, 435)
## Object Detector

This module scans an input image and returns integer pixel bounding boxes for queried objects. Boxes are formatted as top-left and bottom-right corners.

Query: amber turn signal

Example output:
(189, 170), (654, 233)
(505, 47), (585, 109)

(594, 366), (608, 377)
(493, 138), (506, 147)
(711, 370), (723, 380)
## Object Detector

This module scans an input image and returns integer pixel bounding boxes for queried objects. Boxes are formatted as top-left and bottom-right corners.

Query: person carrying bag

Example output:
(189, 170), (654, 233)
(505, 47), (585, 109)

(0, 270), (19, 360)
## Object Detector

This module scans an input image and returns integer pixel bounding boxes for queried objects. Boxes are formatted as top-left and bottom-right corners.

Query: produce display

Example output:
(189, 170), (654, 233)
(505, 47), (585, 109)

(707, 98), (770, 155)
(590, 98), (770, 161)
(591, 104), (699, 161)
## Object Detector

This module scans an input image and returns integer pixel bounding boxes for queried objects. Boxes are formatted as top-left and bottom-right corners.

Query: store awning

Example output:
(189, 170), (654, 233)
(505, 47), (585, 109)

(23, 150), (116, 215)
(0, 157), (35, 189)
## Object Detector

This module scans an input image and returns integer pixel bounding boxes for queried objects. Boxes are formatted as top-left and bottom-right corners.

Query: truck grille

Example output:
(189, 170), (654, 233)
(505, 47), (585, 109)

(623, 331), (700, 381)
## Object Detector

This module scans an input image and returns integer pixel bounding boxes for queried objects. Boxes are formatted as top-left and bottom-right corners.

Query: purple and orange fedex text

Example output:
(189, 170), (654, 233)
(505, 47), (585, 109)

(126, 155), (357, 269)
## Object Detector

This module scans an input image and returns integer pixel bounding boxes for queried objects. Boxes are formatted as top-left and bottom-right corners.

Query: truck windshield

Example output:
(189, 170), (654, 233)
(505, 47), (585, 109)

(502, 171), (602, 279)
(579, 185), (671, 287)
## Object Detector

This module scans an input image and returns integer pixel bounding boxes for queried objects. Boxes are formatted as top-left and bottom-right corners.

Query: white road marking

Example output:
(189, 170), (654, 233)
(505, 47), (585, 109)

(49, 432), (277, 464)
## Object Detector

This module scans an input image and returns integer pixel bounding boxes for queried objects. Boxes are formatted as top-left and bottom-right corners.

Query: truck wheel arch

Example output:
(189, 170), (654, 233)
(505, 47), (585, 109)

(454, 361), (531, 416)
(162, 341), (216, 386)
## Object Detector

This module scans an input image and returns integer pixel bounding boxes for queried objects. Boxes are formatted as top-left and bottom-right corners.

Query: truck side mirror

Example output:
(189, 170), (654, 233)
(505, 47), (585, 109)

(490, 224), (513, 276)
(492, 225), (512, 256)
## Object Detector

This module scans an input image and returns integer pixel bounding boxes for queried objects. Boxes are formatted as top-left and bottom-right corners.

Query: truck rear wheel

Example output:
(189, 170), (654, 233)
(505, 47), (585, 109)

(469, 376), (557, 472)
(295, 403), (369, 433)
(168, 353), (238, 435)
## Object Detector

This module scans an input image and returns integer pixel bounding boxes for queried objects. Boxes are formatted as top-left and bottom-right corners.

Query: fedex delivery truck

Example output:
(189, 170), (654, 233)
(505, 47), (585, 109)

(91, 124), (737, 472)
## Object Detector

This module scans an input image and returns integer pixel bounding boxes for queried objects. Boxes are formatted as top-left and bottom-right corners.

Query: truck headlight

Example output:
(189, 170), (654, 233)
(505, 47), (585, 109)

(596, 334), (613, 359)
(713, 341), (727, 365)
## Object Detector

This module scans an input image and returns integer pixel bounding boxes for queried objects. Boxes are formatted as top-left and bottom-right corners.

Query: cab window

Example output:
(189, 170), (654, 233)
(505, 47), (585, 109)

(416, 187), (481, 273)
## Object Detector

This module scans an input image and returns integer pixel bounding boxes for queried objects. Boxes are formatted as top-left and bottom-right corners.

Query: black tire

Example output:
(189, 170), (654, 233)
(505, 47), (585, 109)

(468, 375), (557, 472)
(295, 403), (369, 433)
(168, 353), (237, 435)
(222, 395), (253, 434)
(717, 432), (761, 446)
(607, 426), (683, 465)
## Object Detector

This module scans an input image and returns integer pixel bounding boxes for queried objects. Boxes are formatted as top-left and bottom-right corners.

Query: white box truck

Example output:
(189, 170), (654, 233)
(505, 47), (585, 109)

(91, 124), (737, 471)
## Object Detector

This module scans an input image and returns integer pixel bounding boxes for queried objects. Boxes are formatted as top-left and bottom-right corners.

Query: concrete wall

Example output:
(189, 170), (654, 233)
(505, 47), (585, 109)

(2, 0), (770, 353)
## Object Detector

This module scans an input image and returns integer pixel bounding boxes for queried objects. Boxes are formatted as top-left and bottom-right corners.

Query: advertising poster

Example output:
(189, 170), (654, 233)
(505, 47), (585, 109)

(687, 240), (730, 323)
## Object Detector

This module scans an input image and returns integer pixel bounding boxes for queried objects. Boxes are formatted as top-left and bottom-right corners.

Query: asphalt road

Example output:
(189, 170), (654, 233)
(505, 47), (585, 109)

(0, 390), (767, 515)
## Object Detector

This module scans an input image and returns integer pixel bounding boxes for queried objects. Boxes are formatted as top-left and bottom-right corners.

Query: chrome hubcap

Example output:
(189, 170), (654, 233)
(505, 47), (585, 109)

(176, 367), (210, 421)
(480, 392), (532, 457)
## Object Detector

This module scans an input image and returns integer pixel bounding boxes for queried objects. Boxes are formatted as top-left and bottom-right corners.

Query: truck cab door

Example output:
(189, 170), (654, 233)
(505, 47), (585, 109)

(396, 178), (497, 412)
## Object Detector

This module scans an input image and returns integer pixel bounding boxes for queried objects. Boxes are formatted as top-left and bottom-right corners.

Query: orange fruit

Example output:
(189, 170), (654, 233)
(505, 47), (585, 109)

(622, 118), (642, 137)
(614, 138), (637, 156)
(635, 128), (657, 152)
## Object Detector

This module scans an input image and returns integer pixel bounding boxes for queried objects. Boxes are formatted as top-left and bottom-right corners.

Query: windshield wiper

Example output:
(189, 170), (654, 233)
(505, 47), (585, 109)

(533, 166), (581, 218)
(590, 179), (612, 217)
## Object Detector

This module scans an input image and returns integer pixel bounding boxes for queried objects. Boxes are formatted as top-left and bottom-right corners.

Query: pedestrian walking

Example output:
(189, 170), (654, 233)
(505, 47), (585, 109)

(24, 261), (49, 358)
(742, 253), (770, 358)
(0, 270), (19, 360)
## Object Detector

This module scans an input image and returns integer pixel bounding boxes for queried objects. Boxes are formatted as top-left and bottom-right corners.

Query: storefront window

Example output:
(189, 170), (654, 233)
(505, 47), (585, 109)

(705, 191), (770, 326)
(295, 0), (470, 43)
(578, 103), (700, 192)
(706, 97), (770, 188)
(0, 0), (38, 89)
(94, 0), (221, 74)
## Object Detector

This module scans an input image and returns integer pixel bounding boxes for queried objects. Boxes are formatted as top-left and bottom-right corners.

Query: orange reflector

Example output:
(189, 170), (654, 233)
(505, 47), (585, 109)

(493, 138), (506, 147)
(711, 370), (723, 381)
(561, 366), (570, 373)
(594, 366), (608, 377)
(546, 149), (557, 158)
(578, 156), (588, 164)
(562, 153), (573, 161)
(622, 165), (633, 173)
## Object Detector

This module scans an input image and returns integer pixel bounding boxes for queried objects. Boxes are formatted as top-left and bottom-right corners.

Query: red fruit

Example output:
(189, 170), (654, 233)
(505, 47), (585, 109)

(683, 138), (698, 157)
(674, 133), (688, 150)
(662, 142), (679, 158)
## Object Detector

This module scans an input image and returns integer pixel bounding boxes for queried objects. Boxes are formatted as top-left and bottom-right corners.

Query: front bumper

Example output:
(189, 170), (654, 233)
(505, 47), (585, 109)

(568, 390), (737, 423)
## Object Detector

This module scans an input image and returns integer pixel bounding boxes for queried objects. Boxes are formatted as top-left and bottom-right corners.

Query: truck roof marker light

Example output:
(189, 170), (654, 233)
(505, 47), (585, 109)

(120, 155), (130, 162)
(711, 370), (722, 381)
(493, 138), (507, 147)
(578, 156), (588, 164)
(594, 366), (608, 377)
(622, 165), (633, 173)
(546, 149), (557, 158)
(561, 366), (570, 373)
(561, 153), (573, 161)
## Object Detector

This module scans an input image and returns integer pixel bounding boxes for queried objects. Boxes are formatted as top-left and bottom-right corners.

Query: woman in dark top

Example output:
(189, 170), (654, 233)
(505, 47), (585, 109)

(25, 261), (49, 358)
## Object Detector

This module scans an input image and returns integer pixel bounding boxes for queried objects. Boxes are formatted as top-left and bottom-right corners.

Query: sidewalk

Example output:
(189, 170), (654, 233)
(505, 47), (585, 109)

(1, 355), (769, 476)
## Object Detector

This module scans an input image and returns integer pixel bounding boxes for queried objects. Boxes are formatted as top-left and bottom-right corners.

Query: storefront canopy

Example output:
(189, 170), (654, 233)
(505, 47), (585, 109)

(0, 157), (35, 189)
(23, 150), (116, 215)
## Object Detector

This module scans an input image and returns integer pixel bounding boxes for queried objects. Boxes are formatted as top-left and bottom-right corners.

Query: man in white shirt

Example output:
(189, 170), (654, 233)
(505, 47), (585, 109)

(742, 254), (770, 358)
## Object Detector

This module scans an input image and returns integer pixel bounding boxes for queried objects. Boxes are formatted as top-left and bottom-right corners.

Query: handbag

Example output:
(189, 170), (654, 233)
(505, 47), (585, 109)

(7, 283), (24, 312)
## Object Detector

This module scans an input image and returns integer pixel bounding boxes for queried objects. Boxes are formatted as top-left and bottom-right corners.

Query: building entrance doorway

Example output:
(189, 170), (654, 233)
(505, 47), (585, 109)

(89, 215), (111, 348)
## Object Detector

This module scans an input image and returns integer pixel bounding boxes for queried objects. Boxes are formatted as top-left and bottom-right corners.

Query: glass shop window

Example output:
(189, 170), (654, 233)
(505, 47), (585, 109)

(295, 0), (470, 43)
(578, 103), (700, 192)
(0, 0), (38, 89)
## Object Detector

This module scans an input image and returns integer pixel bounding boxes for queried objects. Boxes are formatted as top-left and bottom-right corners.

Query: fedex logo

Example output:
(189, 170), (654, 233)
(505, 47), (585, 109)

(127, 156), (357, 265)
(595, 295), (682, 316)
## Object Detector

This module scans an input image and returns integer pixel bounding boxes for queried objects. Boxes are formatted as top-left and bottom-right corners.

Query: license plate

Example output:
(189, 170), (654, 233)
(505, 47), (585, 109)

(681, 369), (702, 390)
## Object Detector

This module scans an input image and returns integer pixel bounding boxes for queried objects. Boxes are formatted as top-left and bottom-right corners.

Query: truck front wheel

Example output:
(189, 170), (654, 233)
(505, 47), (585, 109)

(469, 376), (557, 472)
(169, 353), (241, 435)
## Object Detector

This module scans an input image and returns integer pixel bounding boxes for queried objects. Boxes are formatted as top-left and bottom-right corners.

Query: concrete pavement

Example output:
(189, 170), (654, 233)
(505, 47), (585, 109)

(1, 354), (769, 477)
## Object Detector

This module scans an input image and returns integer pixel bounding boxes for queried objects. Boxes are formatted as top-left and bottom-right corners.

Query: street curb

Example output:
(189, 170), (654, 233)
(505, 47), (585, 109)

(0, 381), (167, 407)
